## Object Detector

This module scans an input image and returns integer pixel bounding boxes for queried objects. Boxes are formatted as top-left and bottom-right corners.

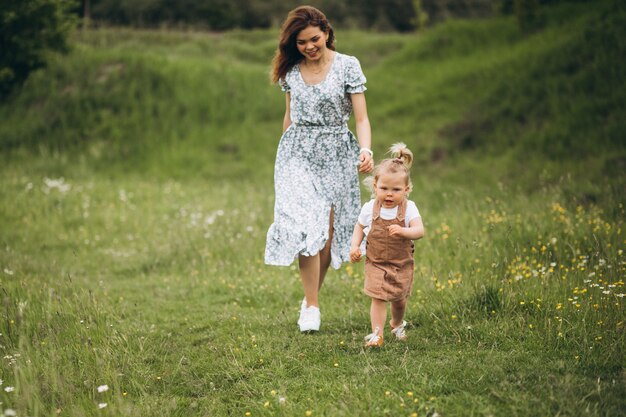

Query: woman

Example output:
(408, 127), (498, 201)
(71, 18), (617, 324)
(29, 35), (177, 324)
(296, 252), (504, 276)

(265, 5), (374, 332)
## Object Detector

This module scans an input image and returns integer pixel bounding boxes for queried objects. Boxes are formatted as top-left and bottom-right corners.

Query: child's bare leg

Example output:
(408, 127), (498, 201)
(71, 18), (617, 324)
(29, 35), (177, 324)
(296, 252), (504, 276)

(390, 298), (407, 328)
(370, 298), (387, 332)
(299, 254), (320, 307)
(318, 207), (335, 290)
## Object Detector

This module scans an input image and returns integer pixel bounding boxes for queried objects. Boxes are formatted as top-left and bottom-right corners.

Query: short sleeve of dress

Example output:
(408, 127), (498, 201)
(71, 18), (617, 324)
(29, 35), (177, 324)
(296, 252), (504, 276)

(279, 77), (290, 93)
(345, 56), (367, 94)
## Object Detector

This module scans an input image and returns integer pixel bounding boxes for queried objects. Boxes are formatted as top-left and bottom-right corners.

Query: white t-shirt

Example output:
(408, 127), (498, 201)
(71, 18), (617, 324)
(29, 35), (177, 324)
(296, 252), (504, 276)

(358, 199), (421, 236)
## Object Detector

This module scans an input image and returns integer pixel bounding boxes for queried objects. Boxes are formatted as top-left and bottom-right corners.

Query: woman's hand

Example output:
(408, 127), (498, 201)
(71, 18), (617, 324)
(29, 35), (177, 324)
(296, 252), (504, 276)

(358, 151), (374, 173)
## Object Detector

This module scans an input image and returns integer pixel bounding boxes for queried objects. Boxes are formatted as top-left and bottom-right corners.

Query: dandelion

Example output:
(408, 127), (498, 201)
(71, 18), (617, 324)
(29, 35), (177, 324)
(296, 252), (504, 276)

(264, 401), (269, 408)
(245, 412), (251, 416)
(407, 391), (414, 397)
(385, 391), (391, 396)
(270, 390), (277, 396)
(97, 384), (109, 393)
(451, 315), (457, 320)
(306, 411), (313, 416)
(333, 363), (339, 368)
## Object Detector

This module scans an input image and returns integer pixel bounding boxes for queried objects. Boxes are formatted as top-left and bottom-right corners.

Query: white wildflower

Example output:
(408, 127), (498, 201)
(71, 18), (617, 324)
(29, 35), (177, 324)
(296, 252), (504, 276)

(4, 409), (17, 416)
(43, 177), (71, 193)
(4, 387), (14, 392)
(97, 384), (109, 393)
(2, 269), (13, 276)
(98, 403), (108, 409)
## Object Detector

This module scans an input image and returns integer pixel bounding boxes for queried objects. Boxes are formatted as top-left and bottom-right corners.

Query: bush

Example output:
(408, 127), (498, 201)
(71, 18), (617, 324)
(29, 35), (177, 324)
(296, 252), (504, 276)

(0, 0), (77, 99)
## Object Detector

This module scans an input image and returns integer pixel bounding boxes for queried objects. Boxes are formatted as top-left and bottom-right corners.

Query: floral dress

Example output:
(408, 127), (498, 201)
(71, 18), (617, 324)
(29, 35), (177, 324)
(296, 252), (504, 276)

(265, 52), (367, 269)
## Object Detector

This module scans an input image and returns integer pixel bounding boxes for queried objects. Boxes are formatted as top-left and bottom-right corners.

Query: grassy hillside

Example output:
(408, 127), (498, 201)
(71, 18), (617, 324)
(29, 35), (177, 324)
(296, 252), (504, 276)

(0, 1), (624, 416)
(1, 1), (624, 188)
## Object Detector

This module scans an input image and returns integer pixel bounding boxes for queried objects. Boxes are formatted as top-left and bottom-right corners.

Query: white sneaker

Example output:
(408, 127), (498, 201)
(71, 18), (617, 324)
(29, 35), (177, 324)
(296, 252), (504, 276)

(391, 320), (408, 341)
(364, 327), (383, 347)
(297, 297), (307, 325)
(298, 305), (321, 332)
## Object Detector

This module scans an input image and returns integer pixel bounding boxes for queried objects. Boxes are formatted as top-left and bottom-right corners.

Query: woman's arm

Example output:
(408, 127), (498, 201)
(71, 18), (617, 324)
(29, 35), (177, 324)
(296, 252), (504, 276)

(283, 93), (292, 133)
(351, 93), (373, 173)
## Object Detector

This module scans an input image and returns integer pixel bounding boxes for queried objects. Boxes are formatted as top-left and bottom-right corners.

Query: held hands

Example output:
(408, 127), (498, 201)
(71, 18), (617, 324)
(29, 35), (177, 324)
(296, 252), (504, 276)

(358, 150), (374, 173)
(349, 246), (362, 263)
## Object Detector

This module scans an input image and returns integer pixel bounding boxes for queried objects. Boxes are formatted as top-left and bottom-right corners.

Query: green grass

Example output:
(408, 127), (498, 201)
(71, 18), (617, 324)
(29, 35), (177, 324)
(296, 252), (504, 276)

(0, 1), (625, 415)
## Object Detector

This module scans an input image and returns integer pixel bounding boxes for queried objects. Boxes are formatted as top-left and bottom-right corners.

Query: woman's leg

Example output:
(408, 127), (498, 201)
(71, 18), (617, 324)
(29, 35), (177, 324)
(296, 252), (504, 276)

(299, 254), (320, 307)
(370, 298), (387, 332)
(317, 207), (335, 290)
(298, 207), (334, 308)
(390, 298), (407, 328)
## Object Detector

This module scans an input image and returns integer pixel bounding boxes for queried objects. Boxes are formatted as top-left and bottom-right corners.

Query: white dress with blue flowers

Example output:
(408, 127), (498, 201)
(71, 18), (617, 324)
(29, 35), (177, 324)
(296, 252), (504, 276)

(265, 52), (367, 269)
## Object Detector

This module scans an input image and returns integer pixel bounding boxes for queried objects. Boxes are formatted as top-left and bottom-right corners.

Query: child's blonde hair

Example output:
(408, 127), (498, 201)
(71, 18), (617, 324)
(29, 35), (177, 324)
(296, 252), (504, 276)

(364, 142), (414, 197)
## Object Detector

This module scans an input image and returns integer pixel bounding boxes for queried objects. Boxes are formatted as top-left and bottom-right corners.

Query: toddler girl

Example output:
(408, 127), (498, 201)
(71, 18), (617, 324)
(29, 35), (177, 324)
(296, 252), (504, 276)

(349, 143), (425, 347)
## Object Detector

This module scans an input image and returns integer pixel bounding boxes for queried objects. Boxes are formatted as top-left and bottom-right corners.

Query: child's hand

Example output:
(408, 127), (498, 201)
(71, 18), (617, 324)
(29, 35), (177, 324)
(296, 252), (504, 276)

(349, 246), (362, 263)
(388, 224), (405, 237)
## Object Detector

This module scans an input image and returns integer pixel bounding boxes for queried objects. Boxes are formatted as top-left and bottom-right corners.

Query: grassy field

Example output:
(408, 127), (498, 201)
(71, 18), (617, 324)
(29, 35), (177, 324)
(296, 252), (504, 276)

(0, 1), (625, 416)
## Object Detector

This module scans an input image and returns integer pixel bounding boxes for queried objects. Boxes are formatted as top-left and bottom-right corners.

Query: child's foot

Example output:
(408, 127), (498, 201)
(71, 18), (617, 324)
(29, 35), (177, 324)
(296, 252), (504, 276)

(364, 327), (383, 347)
(298, 305), (320, 332)
(390, 320), (408, 341)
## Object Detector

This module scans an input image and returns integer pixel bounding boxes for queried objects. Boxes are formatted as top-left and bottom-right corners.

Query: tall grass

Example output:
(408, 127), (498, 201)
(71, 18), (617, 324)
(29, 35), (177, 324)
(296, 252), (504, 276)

(0, 1), (624, 415)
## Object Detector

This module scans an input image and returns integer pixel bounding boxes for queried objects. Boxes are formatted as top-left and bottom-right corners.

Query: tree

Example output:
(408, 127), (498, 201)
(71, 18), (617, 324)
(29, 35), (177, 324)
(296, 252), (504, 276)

(0, 0), (77, 98)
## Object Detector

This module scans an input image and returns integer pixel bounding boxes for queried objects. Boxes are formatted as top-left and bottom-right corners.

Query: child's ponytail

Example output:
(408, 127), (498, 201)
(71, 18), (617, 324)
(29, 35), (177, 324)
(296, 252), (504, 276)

(389, 142), (413, 169)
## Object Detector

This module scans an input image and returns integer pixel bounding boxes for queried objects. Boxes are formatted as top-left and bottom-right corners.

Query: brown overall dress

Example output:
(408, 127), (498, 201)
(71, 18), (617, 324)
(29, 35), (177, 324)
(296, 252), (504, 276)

(364, 199), (415, 302)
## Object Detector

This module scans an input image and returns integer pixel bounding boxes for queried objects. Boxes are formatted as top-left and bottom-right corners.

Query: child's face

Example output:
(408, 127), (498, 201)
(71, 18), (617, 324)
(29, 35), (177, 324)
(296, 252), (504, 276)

(374, 172), (409, 209)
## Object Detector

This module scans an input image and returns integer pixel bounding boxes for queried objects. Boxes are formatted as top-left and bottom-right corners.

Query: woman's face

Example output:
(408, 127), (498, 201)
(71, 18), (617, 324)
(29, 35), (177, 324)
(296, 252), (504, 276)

(295, 25), (329, 62)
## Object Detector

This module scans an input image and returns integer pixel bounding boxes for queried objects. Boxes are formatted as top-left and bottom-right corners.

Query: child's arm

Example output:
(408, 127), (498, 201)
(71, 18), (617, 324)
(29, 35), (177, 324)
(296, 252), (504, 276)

(349, 223), (366, 262)
(388, 217), (425, 240)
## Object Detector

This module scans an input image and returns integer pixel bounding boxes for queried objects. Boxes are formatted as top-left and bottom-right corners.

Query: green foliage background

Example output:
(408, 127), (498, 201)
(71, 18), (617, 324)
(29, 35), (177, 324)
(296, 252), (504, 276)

(0, 0), (77, 97)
